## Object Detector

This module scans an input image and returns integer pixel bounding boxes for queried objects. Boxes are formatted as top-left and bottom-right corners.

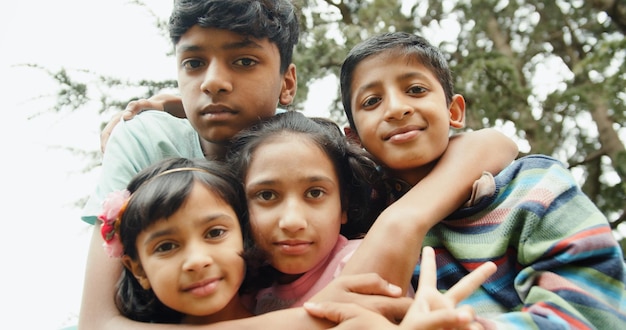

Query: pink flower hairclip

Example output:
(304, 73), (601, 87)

(98, 189), (130, 258)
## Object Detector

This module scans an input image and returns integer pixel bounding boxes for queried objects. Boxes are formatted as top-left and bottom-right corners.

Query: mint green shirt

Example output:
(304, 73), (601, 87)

(81, 111), (203, 224)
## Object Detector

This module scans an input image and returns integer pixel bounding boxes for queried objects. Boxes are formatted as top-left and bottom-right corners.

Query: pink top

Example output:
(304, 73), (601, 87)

(254, 235), (361, 314)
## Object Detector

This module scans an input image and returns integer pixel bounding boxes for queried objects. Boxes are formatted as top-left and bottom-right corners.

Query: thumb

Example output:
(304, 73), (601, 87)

(304, 301), (359, 324)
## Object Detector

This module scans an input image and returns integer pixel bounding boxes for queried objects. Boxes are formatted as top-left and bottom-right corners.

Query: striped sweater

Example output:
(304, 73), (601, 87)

(406, 155), (626, 329)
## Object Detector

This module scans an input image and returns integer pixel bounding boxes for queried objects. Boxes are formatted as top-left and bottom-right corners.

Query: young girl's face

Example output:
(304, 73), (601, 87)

(123, 182), (245, 322)
(244, 134), (347, 278)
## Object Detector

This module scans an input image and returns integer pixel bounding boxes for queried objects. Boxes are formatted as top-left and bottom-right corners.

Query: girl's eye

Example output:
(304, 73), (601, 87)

(154, 242), (178, 253)
(256, 191), (276, 201)
(234, 58), (257, 67)
(362, 96), (381, 108)
(306, 188), (325, 199)
(207, 228), (227, 239)
(181, 59), (204, 70)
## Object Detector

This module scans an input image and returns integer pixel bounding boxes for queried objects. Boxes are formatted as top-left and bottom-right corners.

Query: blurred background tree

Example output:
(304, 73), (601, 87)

(43, 0), (626, 252)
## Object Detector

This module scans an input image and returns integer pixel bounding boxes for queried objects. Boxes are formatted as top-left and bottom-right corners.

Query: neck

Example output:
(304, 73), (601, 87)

(200, 138), (228, 161)
(388, 160), (437, 186)
(182, 295), (252, 325)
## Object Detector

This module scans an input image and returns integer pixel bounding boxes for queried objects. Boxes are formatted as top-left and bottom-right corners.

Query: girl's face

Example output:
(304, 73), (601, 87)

(123, 182), (245, 323)
(244, 134), (347, 279)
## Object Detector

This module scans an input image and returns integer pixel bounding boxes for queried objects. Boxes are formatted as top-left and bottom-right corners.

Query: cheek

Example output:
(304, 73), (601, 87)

(249, 217), (270, 244)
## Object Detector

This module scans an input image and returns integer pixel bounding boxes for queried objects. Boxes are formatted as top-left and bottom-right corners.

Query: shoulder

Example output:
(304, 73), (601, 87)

(496, 155), (574, 187)
(81, 112), (201, 224)
(119, 110), (195, 137)
(111, 111), (201, 156)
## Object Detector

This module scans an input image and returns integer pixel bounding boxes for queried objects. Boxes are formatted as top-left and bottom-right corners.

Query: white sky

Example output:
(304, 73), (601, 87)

(3, 1), (622, 328)
(0, 1), (334, 328)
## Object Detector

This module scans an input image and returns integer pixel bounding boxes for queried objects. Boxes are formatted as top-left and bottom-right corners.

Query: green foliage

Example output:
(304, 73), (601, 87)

(41, 0), (626, 253)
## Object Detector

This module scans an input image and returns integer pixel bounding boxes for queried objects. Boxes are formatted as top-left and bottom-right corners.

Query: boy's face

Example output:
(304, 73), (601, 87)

(176, 26), (296, 145)
(349, 52), (465, 184)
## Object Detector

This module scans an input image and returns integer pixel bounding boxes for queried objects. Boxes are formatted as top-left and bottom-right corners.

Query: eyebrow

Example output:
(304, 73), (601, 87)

(355, 71), (431, 95)
(142, 213), (236, 246)
(247, 175), (336, 188)
(176, 38), (263, 55)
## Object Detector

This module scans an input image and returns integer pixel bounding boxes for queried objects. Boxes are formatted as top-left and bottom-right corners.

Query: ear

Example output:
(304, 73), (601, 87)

(343, 126), (362, 147)
(122, 255), (151, 290)
(279, 63), (297, 106)
(340, 210), (348, 225)
(449, 94), (466, 129)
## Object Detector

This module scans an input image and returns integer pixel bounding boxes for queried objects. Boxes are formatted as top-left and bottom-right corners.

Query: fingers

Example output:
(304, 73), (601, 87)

(100, 98), (165, 153)
(337, 273), (403, 297)
(304, 301), (396, 330)
(124, 99), (161, 116)
(417, 246), (437, 290)
(303, 301), (362, 324)
(445, 261), (497, 304)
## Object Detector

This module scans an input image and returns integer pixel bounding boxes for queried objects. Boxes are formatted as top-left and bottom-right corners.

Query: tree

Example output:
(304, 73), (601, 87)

(295, 0), (626, 251)
(40, 0), (626, 251)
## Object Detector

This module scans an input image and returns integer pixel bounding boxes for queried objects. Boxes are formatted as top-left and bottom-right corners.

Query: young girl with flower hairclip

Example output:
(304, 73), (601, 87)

(98, 157), (254, 324)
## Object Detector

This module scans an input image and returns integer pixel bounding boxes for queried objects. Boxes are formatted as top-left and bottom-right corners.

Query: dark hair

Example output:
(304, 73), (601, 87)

(340, 32), (454, 132)
(169, 0), (299, 73)
(115, 157), (250, 323)
(227, 111), (386, 239)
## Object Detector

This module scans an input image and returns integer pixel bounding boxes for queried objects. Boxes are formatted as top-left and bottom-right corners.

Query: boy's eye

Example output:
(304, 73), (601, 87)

(207, 228), (227, 239)
(362, 96), (381, 108)
(306, 188), (325, 199)
(154, 242), (178, 253)
(234, 58), (257, 67)
(407, 85), (427, 94)
(181, 59), (204, 70)
(256, 190), (277, 201)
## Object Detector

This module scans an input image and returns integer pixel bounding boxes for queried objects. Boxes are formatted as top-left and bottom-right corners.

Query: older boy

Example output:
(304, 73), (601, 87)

(79, 0), (298, 328)
(328, 31), (626, 329)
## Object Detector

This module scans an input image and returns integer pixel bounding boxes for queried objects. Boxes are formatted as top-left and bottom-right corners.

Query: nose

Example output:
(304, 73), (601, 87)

(384, 90), (413, 121)
(278, 197), (308, 233)
(182, 244), (214, 272)
(200, 61), (233, 95)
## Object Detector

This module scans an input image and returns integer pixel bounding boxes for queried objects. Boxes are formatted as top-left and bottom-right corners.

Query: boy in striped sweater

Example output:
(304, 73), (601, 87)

(313, 31), (626, 329)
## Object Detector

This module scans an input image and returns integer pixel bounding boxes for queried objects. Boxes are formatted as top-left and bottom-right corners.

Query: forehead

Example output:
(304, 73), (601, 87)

(247, 134), (338, 178)
(351, 52), (437, 90)
(176, 26), (279, 56)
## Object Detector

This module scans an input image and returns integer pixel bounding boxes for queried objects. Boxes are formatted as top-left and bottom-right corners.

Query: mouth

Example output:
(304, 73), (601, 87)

(383, 125), (423, 142)
(199, 104), (237, 117)
(182, 277), (221, 297)
(274, 239), (313, 255)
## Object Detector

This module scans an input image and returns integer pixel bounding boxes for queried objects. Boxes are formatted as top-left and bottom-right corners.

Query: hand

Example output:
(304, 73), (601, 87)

(399, 246), (494, 329)
(304, 301), (398, 330)
(308, 272), (409, 322)
(100, 94), (184, 153)
(304, 247), (496, 329)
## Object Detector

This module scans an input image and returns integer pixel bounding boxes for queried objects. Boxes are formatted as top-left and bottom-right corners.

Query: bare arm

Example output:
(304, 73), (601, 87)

(340, 128), (518, 292)
(78, 227), (404, 329)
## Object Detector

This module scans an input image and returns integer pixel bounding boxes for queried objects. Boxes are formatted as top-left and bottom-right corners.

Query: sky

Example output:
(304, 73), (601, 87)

(0, 1), (334, 328)
(5, 1), (622, 329)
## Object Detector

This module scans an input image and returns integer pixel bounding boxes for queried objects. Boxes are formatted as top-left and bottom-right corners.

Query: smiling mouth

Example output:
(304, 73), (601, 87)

(384, 125), (423, 141)
(183, 277), (221, 297)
